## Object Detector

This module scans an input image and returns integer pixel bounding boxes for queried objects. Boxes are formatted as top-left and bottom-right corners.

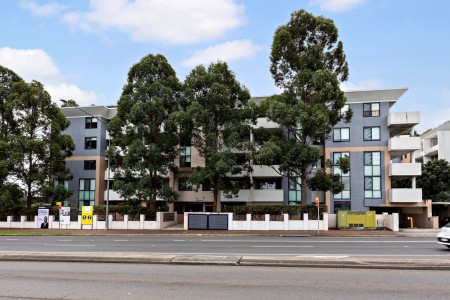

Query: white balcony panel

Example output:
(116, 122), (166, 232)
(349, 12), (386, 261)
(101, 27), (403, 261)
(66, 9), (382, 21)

(104, 190), (122, 201)
(390, 188), (422, 203)
(253, 117), (279, 129)
(388, 112), (420, 136)
(252, 165), (281, 177)
(388, 136), (421, 158)
(221, 189), (283, 203)
(389, 163), (421, 177)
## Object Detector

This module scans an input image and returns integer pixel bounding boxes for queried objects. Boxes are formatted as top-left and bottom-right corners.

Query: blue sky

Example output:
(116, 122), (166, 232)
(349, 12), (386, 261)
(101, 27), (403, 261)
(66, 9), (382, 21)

(1, 0), (449, 132)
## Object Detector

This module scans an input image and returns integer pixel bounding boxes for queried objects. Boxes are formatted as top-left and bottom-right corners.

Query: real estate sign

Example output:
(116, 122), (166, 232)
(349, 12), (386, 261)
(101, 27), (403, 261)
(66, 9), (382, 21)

(60, 207), (71, 225)
(81, 206), (93, 225)
(38, 206), (49, 229)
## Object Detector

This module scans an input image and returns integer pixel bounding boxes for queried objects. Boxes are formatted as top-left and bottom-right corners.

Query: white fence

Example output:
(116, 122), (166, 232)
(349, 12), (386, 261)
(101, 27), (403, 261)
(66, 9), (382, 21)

(184, 213), (329, 231)
(0, 212), (177, 230)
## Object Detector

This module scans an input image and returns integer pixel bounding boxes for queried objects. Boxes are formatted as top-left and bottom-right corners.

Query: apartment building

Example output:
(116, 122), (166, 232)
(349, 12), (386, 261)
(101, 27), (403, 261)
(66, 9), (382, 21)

(415, 121), (450, 226)
(415, 120), (450, 163)
(61, 88), (432, 226)
(325, 88), (429, 226)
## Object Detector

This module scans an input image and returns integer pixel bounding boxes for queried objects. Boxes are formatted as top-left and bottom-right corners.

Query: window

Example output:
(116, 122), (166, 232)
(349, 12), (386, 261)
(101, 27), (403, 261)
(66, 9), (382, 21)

(85, 117), (98, 129)
(363, 103), (380, 117)
(334, 201), (351, 212)
(85, 137), (97, 149)
(333, 128), (350, 142)
(178, 177), (192, 191)
(288, 174), (301, 205)
(364, 152), (381, 198)
(430, 138), (438, 147)
(202, 181), (213, 191)
(84, 160), (96, 170)
(79, 179), (95, 200)
(179, 146), (191, 167)
(363, 127), (381, 141)
(340, 104), (349, 117)
(333, 152), (350, 199)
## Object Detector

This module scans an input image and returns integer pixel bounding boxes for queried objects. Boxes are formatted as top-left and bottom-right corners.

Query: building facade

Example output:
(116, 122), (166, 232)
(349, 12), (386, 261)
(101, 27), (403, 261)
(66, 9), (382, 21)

(61, 88), (432, 226)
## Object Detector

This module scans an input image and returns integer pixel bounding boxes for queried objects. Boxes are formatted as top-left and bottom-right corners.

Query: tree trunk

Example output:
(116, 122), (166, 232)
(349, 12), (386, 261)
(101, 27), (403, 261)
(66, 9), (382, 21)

(213, 190), (221, 213)
(301, 170), (308, 205)
(27, 183), (32, 209)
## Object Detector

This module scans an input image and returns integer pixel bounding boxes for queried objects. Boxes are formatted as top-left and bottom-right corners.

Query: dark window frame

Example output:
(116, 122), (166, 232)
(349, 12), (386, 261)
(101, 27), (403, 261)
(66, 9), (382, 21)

(178, 177), (193, 191)
(363, 126), (381, 141)
(333, 127), (350, 142)
(85, 137), (97, 150)
(363, 102), (380, 117)
(363, 152), (382, 199)
(333, 152), (351, 200)
(85, 117), (98, 129)
(84, 160), (96, 170)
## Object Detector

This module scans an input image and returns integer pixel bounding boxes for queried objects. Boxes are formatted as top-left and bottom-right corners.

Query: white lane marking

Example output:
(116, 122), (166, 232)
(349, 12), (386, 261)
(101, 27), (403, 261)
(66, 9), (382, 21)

(253, 246), (314, 248)
(42, 244), (95, 247)
(6, 239), (18, 241)
(58, 240), (72, 242)
(173, 240), (185, 242)
(114, 240), (129, 242)
(201, 240), (435, 243)
(313, 256), (350, 258)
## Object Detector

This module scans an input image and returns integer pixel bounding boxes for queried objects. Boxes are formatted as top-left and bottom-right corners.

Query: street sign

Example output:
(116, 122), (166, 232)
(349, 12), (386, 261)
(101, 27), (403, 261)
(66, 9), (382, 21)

(315, 197), (319, 206)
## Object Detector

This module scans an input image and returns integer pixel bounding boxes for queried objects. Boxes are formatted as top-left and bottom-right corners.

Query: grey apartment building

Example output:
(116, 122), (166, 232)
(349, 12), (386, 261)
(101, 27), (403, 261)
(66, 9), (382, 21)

(61, 88), (432, 226)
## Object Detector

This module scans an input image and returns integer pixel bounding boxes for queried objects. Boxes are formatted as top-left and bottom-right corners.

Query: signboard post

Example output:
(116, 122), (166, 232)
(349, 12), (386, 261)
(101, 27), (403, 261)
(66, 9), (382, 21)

(56, 202), (62, 229)
(315, 197), (319, 236)
(81, 206), (93, 230)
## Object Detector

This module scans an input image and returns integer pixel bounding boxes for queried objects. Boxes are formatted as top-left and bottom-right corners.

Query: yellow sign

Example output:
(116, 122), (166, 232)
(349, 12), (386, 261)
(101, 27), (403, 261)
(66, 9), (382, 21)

(81, 206), (93, 225)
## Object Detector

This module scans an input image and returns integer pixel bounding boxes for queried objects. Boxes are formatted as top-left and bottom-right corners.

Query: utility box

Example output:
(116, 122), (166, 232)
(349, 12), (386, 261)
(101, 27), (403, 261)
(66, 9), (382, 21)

(337, 211), (376, 229)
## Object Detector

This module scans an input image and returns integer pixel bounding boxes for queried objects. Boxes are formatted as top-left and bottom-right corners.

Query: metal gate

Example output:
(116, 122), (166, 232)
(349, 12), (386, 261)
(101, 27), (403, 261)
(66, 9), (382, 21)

(188, 214), (228, 230)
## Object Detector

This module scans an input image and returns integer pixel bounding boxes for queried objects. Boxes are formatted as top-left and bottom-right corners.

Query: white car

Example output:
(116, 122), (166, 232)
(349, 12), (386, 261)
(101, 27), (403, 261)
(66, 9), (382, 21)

(437, 222), (450, 248)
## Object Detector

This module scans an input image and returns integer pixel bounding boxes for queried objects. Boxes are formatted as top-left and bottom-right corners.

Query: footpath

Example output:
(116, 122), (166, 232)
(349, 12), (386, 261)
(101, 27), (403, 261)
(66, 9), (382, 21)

(0, 228), (447, 270)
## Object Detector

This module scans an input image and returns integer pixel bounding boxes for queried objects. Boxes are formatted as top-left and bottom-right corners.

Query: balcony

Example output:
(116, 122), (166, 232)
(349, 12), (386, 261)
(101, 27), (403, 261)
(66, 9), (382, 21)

(252, 165), (281, 177)
(390, 188), (422, 203)
(388, 111), (420, 137)
(388, 136), (421, 158)
(389, 163), (421, 177)
(221, 189), (283, 203)
(104, 190), (122, 201)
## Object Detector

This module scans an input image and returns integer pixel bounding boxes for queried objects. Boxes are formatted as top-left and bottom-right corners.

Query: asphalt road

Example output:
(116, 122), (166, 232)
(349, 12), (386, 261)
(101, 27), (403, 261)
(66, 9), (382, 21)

(0, 261), (449, 300)
(0, 235), (448, 259)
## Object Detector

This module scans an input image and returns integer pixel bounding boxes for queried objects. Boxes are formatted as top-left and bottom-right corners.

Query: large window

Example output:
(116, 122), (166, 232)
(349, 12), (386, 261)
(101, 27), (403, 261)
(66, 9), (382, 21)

(333, 128), (350, 142)
(333, 152), (350, 199)
(363, 127), (381, 141)
(363, 103), (380, 117)
(79, 179), (95, 211)
(85, 137), (97, 150)
(84, 160), (96, 170)
(340, 104), (349, 117)
(85, 117), (98, 129)
(364, 152), (382, 198)
(178, 177), (192, 191)
(288, 174), (301, 205)
(179, 146), (191, 167)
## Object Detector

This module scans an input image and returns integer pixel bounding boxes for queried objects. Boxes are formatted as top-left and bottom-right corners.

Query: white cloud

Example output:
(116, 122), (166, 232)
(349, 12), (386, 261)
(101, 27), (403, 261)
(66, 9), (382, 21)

(45, 83), (101, 106)
(19, 0), (67, 17)
(340, 79), (383, 91)
(0, 47), (102, 106)
(309, 0), (366, 13)
(181, 40), (260, 67)
(59, 0), (245, 44)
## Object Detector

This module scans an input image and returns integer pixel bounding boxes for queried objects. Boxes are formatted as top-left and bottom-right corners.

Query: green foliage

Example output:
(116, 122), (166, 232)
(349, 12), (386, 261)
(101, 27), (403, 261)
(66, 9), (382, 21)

(178, 61), (256, 212)
(417, 159), (450, 202)
(108, 54), (181, 208)
(60, 99), (79, 107)
(0, 65), (74, 209)
(255, 9), (351, 204)
(93, 205), (165, 221)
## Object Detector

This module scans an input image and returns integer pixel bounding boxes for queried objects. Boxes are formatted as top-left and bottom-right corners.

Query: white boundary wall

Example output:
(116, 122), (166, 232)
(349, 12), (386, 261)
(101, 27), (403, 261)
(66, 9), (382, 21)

(0, 212), (177, 230)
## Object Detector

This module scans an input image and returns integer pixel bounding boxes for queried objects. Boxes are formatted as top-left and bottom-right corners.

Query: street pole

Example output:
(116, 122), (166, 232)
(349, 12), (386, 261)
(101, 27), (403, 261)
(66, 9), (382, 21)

(315, 196), (319, 236)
